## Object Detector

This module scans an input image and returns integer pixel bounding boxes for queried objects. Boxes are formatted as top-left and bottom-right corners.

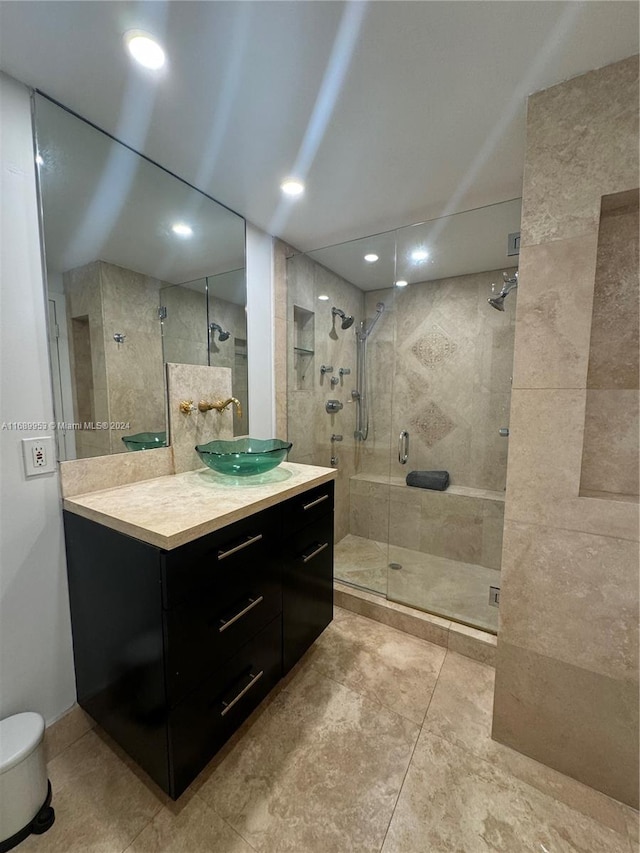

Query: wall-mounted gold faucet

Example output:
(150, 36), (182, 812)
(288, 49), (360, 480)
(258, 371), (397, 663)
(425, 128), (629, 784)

(198, 397), (243, 418)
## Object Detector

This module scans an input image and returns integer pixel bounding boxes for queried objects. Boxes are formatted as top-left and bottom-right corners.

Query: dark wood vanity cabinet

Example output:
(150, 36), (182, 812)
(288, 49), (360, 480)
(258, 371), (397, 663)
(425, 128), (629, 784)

(63, 480), (334, 799)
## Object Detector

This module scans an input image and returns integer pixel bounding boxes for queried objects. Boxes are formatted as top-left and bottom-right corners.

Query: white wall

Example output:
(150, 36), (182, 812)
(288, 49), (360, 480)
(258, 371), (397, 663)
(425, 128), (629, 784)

(246, 222), (275, 438)
(0, 74), (76, 723)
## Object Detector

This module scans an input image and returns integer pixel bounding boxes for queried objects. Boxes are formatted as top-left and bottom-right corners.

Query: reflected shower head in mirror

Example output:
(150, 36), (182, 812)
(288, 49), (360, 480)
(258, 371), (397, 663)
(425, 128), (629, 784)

(488, 271), (518, 311)
(209, 321), (231, 342)
(331, 306), (354, 330)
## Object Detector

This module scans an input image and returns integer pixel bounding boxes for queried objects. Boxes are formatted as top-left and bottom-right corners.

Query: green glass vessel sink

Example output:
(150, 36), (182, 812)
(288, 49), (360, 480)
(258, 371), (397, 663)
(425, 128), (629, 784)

(196, 437), (293, 476)
(122, 431), (167, 451)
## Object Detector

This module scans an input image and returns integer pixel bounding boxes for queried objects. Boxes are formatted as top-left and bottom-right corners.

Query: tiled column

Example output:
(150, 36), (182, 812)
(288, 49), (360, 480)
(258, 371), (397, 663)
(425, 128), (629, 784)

(492, 55), (639, 808)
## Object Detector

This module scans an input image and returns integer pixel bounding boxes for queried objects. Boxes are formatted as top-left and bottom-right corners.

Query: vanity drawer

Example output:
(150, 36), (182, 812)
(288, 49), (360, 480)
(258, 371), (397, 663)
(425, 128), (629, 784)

(282, 480), (334, 535)
(168, 615), (282, 798)
(161, 506), (280, 608)
(282, 514), (334, 673)
(164, 565), (282, 705)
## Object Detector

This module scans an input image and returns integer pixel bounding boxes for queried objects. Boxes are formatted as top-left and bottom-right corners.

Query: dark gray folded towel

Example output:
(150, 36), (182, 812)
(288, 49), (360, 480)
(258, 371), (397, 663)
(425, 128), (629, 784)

(406, 470), (449, 491)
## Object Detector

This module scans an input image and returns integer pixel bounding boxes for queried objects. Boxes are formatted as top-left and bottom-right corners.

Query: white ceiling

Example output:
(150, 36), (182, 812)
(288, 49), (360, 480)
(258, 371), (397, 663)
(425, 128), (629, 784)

(0, 1), (637, 252)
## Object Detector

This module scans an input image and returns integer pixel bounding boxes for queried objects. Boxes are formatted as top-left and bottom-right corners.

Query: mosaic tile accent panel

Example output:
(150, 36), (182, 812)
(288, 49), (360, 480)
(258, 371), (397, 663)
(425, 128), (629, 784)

(410, 400), (455, 448)
(411, 325), (458, 368)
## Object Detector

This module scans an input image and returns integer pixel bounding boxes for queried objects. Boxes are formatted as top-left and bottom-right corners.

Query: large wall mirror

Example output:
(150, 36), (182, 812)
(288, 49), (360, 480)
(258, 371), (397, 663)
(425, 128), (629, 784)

(33, 93), (247, 461)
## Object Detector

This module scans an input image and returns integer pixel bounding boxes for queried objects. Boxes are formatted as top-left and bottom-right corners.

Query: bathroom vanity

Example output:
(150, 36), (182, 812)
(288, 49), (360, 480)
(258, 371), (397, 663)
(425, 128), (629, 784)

(62, 464), (336, 799)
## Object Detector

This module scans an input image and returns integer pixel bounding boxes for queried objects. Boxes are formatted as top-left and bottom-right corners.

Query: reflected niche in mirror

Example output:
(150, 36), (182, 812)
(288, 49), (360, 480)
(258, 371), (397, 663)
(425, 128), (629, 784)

(34, 93), (246, 461)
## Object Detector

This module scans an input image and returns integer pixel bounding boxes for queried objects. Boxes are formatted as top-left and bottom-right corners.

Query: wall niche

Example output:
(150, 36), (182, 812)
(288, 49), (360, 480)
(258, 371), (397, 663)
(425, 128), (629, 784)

(293, 305), (315, 391)
(580, 188), (639, 500)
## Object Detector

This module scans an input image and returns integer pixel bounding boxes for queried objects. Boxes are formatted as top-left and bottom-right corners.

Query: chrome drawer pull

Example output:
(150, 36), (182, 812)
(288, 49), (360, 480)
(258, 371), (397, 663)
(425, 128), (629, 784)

(218, 596), (264, 633)
(217, 533), (263, 561)
(221, 670), (264, 716)
(302, 541), (329, 563)
(303, 494), (329, 511)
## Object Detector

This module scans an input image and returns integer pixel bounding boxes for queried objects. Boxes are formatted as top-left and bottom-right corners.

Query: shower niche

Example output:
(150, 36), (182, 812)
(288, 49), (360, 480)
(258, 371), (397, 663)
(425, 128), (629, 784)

(293, 306), (315, 391)
(580, 188), (639, 501)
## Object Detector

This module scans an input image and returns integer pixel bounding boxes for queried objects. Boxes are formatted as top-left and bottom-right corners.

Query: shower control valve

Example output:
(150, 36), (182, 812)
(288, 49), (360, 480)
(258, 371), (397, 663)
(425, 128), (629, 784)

(338, 367), (351, 376)
(325, 400), (343, 414)
(330, 376), (339, 386)
(320, 364), (334, 375)
(331, 434), (343, 442)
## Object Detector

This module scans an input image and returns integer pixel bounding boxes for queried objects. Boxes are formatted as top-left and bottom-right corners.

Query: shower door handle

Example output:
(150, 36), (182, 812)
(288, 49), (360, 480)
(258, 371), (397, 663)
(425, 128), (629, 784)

(398, 430), (409, 465)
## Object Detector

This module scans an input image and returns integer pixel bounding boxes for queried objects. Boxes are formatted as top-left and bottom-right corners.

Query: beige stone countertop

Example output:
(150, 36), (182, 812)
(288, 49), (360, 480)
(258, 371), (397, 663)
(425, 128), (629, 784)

(63, 462), (337, 550)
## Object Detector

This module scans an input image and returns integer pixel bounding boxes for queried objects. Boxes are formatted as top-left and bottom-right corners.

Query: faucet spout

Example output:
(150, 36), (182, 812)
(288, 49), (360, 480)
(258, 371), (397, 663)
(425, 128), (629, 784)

(198, 397), (243, 418)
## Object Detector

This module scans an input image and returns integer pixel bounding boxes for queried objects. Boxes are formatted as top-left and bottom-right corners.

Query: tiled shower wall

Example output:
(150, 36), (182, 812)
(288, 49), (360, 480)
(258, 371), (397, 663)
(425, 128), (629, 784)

(492, 55), (639, 808)
(286, 251), (364, 543)
(361, 270), (517, 490)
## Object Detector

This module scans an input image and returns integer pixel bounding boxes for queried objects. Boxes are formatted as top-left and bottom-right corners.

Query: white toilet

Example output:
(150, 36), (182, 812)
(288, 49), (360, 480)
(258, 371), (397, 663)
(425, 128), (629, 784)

(0, 713), (54, 852)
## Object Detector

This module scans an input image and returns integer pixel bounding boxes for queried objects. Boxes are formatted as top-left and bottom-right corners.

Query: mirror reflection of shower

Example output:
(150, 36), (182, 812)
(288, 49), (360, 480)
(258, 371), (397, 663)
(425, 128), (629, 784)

(209, 321), (231, 342)
(354, 301), (385, 441)
(488, 271), (518, 311)
(331, 306), (354, 330)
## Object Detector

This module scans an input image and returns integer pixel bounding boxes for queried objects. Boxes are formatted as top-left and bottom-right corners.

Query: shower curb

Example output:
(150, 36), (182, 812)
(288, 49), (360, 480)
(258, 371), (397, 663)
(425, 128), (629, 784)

(334, 581), (497, 667)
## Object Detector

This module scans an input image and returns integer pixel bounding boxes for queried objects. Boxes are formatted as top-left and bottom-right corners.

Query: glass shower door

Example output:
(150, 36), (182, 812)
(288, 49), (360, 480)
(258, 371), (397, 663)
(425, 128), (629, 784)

(383, 203), (520, 634)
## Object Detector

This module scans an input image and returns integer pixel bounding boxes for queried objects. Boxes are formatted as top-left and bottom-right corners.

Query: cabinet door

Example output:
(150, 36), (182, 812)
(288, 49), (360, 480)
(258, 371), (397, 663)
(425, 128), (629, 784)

(161, 506), (280, 608)
(164, 556), (281, 705)
(282, 481), (335, 534)
(63, 512), (170, 794)
(168, 616), (282, 798)
(282, 513), (334, 674)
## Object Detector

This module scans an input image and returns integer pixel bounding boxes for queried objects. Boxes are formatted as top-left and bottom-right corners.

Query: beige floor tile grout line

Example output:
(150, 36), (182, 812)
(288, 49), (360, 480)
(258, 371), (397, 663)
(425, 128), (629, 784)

(377, 646), (449, 852)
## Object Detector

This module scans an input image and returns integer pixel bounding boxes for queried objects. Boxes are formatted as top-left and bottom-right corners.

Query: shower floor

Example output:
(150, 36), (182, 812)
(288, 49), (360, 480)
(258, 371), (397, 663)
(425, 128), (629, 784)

(334, 534), (500, 634)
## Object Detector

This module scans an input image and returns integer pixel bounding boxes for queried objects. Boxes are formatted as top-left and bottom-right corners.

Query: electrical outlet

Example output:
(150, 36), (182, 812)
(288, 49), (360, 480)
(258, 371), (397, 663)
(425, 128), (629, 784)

(22, 437), (56, 477)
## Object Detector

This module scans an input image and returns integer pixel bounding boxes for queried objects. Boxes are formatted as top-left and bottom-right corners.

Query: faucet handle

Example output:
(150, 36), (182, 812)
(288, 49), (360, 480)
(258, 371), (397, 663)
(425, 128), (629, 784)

(179, 400), (196, 414)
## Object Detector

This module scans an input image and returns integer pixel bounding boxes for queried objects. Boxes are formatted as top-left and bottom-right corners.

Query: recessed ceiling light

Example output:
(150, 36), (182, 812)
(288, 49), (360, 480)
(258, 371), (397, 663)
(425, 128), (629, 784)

(411, 249), (429, 262)
(318, 294), (330, 301)
(124, 30), (166, 70)
(395, 280), (408, 288)
(281, 178), (305, 197)
(364, 253), (379, 263)
(171, 222), (193, 237)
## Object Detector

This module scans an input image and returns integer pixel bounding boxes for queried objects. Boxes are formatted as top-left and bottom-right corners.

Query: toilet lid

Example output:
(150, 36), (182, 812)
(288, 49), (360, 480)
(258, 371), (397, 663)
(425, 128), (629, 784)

(0, 712), (45, 774)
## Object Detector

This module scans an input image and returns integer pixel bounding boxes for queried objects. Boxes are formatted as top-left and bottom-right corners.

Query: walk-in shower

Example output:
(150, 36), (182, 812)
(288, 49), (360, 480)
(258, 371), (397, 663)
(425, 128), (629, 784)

(354, 302), (384, 441)
(285, 198), (522, 635)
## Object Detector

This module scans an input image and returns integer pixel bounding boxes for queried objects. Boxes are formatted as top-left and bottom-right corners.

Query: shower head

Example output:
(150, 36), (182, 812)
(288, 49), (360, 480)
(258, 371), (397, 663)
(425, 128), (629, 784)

(331, 306), (354, 330)
(488, 271), (518, 311)
(209, 321), (230, 342)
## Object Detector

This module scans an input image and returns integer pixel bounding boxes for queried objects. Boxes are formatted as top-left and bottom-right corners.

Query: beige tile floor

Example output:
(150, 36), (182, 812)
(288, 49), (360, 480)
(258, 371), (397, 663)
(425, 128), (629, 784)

(24, 608), (637, 853)
(335, 534), (500, 633)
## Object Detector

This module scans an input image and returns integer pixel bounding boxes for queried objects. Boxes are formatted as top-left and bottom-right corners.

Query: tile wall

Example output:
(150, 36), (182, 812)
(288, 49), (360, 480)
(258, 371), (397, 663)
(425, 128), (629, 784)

(492, 55), (640, 808)
(285, 251), (364, 544)
(64, 260), (166, 457)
